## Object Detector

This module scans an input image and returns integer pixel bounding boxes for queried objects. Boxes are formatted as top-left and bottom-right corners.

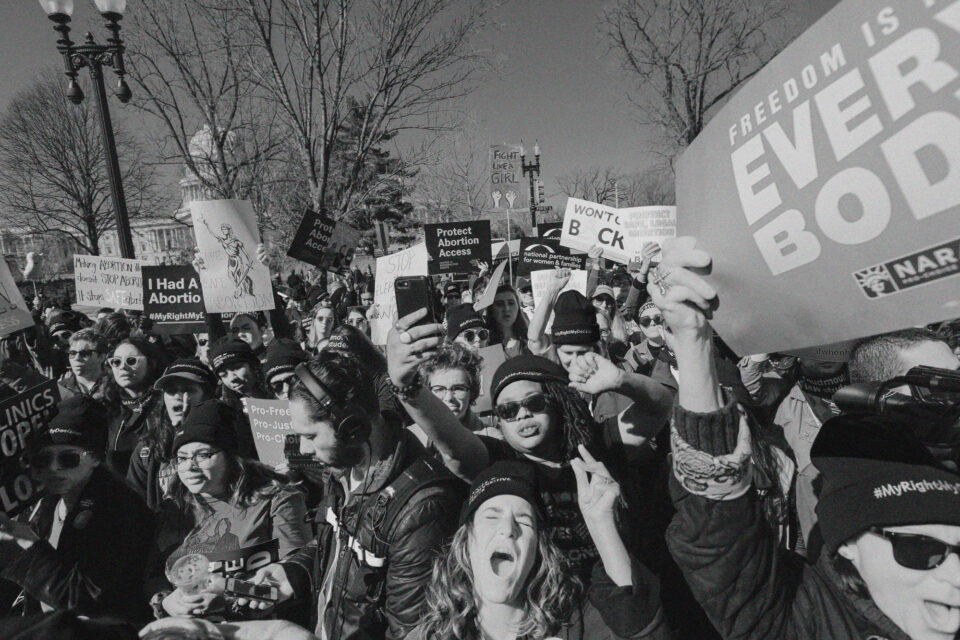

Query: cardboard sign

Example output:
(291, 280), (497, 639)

(74, 255), (146, 310)
(244, 398), (294, 469)
(190, 199), (274, 313)
(288, 211), (362, 271)
(0, 259), (34, 338)
(676, 0), (960, 355)
(370, 243), (429, 344)
(559, 198), (633, 264)
(518, 237), (588, 276)
(530, 268), (588, 310)
(623, 206), (677, 251)
(489, 144), (528, 210)
(0, 380), (60, 515)
(142, 265), (206, 335)
(425, 220), (492, 275)
(474, 344), (508, 414)
(474, 259), (509, 311)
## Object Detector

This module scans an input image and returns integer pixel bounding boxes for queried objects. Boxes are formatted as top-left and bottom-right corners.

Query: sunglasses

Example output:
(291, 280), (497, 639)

(269, 377), (296, 395)
(870, 527), (960, 570)
(68, 349), (98, 359)
(495, 393), (549, 421)
(109, 355), (146, 369)
(460, 328), (489, 343)
(639, 315), (664, 328)
(28, 450), (90, 470)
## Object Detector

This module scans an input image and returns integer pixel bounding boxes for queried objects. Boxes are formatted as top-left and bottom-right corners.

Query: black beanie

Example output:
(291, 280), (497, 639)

(36, 396), (108, 454)
(263, 339), (309, 381)
(551, 290), (600, 345)
(445, 303), (486, 340)
(812, 413), (960, 556)
(490, 354), (568, 404)
(172, 399), (239, 454)
(208, 336), (256, 373)
(459, 460), (545, 526)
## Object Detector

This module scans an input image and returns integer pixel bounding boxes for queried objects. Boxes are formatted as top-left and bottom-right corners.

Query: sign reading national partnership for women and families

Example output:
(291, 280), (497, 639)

(676, 0), (960, 356)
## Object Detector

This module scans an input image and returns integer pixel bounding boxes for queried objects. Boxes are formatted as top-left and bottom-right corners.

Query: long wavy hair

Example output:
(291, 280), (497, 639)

(486, 285), (528, 346)
(416, 517), (582, 640)
(165, 451), (290, 519)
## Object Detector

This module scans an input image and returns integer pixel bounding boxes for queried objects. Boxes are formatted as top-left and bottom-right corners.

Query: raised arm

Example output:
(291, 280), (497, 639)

(526, 268), (571, 354)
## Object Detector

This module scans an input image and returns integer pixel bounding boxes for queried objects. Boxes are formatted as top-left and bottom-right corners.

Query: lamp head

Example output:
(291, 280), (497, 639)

(38, 0), (74, 18)
(116, 79), (131, 103)
(67, 79), (84, 105)
(93, 0), (126, 16)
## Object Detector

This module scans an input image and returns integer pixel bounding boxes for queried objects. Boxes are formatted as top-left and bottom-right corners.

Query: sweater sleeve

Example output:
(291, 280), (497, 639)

(585, 556), (669, 639)
(666, 400), (809, 640)
(269, 488), (312, 560)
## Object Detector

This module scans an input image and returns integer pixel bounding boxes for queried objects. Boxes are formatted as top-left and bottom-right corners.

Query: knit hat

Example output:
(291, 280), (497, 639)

(490, 354), (568, 404)
(445, 303), (486, 340)
(638, 299), (657, 316)
(551, 290), (601, 345)
(459, 460), (545, 526)
(591, 285), (616, 303)
(154, 359), (217, 392)
(263, 339), (309, 381)
(171, 399), (239, 454)
(812, 413), (960, 555)
(48, 310), (81, 336)
(208, 336), (256, 373)
(36, 396), (108, 454)
(444, 283), (461, 298)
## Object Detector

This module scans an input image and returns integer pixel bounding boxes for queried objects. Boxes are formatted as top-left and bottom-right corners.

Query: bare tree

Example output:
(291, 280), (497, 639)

(124, 0), (282, 204)
(413, 119), (487, 223)
(557, 166), (621, 206)
(230, 0), (490, 218)
(558, 164), (676, 207)
(0, 71), (166, 255)
(600, 0), (789, 155)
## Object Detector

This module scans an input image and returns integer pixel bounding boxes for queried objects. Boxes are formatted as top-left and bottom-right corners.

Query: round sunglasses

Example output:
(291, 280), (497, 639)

(459, 328), (489, 343)
(109, 355), (146, 369)
(639, 315), (664, 328)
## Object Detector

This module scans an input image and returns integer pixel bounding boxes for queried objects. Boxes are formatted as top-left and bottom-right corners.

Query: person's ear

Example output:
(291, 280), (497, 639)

(837, 542), (858, 564)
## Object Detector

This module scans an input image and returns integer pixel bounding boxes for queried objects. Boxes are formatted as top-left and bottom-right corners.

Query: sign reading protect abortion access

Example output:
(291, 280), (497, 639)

(676, 0), (960, 355)
(424, 220), (492, 275)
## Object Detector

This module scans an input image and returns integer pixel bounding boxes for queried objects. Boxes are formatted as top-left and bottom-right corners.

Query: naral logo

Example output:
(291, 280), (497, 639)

(853, 237), (960, 299)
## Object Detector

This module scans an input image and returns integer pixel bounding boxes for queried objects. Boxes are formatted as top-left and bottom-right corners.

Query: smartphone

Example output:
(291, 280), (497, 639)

(225, 577), (279, 602)
(394, 276), (439, 328)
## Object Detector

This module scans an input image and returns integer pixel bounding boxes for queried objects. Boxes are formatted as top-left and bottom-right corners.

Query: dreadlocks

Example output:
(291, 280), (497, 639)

(540, 380), (603, 462)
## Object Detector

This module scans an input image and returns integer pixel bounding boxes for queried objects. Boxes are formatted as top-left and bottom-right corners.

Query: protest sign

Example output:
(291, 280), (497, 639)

(489, 144), (527, 210)
(0, 259), (33, 338)
(142, 265), (205, 335)
(287, 210), (336, 267)
(491, 239), (520, 265)
(559, 198), (632, 264)
(623, 206), (677, 251)
(370, 243), (429, 344)
(783, 339), (858, 363)
(74, 255), (145, 311)
(424, 220), (492, 275)
(0, 380), (59, 515)
(538, 222), (563, 239)
(474, 259), (509, 311)
(518, 237), (587, 276)
(323, 220), (363, 271)
(530, 268), (588, 310)
(190, 199), (274, 313)
(474, 344), (507, 415)
(675, 0), (960, 355)
(244, 398), (294, 468)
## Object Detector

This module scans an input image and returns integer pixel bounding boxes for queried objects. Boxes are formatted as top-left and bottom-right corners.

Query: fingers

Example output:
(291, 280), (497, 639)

(577, 444), (598, 465)
(570, 457), (588, 489)
(395, 308), (427, 331)
(403, 322), (444, 342)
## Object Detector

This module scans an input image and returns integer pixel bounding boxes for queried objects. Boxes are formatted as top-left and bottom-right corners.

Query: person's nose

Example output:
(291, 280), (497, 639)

(496, 514), (520, 539)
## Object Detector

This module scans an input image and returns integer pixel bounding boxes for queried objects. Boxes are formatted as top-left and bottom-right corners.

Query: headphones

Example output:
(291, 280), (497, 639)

(293, 362), (372, 444)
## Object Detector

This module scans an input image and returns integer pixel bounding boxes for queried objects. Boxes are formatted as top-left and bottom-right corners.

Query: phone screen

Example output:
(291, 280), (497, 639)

(226, 578), (278, 601)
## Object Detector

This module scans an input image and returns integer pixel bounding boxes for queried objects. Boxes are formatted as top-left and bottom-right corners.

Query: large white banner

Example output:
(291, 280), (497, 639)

(190, 199), (274, 313)
(370, 243), (429, 345)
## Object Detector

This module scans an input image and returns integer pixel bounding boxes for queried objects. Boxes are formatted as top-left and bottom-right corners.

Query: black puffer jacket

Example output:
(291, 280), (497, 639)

(106, 390), (166, 475)
(667, 399), (913, 640)
(282, 428), (462, 640)
(1, 466), (156, 624)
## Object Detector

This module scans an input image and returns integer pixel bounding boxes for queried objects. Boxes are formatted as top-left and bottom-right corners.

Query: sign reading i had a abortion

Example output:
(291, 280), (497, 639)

(424, 220), (492, 275)
(676, 0), (960, 355)
(142, 265), (206, 335)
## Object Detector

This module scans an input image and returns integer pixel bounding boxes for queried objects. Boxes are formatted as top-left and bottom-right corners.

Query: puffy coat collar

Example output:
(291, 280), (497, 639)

(816, 553), (912, 640)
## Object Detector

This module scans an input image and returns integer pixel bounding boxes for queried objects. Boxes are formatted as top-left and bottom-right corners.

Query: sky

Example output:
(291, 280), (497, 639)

(0, 0), (840, 206)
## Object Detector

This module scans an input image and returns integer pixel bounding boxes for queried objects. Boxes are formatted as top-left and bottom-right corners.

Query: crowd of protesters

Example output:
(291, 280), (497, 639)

(1, 238), (959, 640)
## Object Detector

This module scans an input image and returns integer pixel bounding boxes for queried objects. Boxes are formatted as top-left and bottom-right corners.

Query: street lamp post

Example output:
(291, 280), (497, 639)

(39, 0), (136, 259)
(520, 140), (541, 236)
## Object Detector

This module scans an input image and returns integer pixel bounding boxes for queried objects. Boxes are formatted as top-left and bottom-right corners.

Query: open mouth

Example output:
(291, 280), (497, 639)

(923, 600), (960, 632)
(516, 422), (540, 437)
(490, 549), (515, 577)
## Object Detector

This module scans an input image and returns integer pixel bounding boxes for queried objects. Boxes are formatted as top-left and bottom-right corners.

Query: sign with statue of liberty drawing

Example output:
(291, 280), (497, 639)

(489, 144), (528, 211)
(190, 199), (275, 313)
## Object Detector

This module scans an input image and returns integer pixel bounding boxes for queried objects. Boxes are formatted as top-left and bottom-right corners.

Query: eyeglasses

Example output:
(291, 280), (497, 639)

(109, 355), (146, 369)
(270, 377), (296, 396)
(495, 393), (549, 421)
(430, 384), (472, 398)
(639, 315), (664, 328)
(459, 328), (489, 343)
(28, 450), (90, 470)
(68, 349), (97, 359)
(176, 449), (222, 469)
(870, 527), (960, 570)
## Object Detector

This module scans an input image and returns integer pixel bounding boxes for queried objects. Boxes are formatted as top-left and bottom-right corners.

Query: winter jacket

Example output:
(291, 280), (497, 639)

(1, 466), (156, 624)
(281, 428), (462, 640)
(408, 556), (670, 640)
(106, 390), (167, 475)
(667, 398), (915, 640)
